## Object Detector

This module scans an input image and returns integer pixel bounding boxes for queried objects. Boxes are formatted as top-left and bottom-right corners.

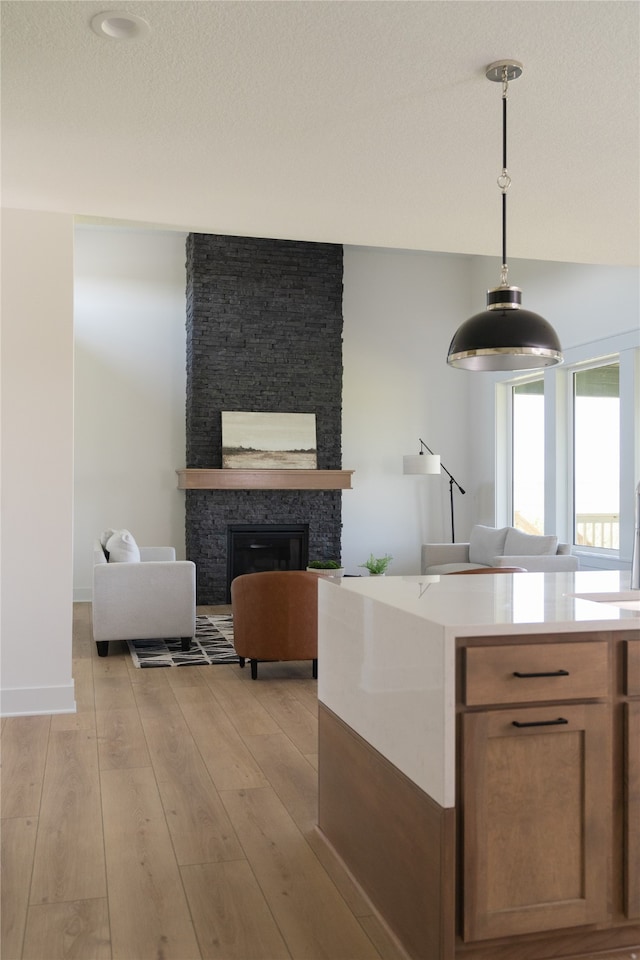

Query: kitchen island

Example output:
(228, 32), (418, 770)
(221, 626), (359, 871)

(316, 570), (639, 960)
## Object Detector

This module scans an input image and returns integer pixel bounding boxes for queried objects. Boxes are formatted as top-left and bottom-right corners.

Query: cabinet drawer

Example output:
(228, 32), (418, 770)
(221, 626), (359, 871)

(464, 642), (609, 706)
(627, 640), (640, 697)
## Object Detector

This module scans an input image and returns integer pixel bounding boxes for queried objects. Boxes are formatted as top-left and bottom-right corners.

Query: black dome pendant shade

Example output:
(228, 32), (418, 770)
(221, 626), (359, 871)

(448, 287), (563, 371)
(447, 61), (563, 372)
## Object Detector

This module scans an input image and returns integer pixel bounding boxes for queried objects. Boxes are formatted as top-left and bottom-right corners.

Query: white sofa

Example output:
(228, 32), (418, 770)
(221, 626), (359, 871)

(92, 532), (196, 657)
(422, 525), (579, 575)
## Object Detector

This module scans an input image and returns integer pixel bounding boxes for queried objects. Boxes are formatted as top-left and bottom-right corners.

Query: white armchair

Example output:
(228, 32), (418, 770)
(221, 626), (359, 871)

(92, 538), (196, 657)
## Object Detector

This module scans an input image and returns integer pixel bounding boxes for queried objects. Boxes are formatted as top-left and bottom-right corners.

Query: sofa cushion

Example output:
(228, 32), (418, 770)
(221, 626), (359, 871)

(503, 527), (558, 556)
(99, 529), (117, 548)
(469, 525), (509, 566)
(105, 529), (140, 563)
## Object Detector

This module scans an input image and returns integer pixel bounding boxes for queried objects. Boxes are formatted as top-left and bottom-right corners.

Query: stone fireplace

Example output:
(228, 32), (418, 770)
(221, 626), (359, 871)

(185, 233), (344, 603)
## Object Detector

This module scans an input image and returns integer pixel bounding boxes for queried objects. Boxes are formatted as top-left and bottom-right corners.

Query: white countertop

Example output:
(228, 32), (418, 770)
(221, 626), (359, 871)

(317, 570), (639, 810)
(324, 569), (640, 636)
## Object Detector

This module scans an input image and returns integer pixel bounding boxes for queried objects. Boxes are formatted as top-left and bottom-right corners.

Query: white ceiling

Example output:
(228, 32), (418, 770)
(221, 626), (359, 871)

(2, 1), (639, 266)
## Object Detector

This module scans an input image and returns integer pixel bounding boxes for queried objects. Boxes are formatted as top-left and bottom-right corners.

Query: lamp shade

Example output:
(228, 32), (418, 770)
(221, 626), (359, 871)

(403, 453), (441, 475)
(447, 300), (563, 372)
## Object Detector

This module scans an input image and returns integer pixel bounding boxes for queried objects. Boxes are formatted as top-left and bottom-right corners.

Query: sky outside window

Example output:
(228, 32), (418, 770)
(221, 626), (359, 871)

(573, 363), (620, 549)
(512, 380), (545, 535)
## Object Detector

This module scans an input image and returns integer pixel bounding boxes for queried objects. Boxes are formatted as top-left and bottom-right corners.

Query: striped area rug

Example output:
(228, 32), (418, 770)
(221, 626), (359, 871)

(127, 615), (237, 668)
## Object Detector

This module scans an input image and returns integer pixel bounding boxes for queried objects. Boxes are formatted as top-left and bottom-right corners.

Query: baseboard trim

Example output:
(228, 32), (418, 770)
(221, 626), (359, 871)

(1, 683), (76, 717)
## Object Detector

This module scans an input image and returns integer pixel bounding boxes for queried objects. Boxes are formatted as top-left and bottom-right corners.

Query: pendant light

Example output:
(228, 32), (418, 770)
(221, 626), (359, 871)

(447, 61), (563, 371)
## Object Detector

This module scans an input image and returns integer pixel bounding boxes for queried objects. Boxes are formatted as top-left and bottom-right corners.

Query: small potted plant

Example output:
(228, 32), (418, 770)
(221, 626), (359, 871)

(306, 559), (345, 578)
(359, 553), (393, 576)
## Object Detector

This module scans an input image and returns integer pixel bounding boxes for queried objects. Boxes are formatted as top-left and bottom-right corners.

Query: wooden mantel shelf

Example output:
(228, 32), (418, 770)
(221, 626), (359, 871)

(176, 469), (354, 491)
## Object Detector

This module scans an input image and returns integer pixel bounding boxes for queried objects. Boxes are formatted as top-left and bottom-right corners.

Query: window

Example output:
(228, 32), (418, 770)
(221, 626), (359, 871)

(573, 362), (620, 549)
(512, 379), (545, 534)
(500, 338), (637, 570)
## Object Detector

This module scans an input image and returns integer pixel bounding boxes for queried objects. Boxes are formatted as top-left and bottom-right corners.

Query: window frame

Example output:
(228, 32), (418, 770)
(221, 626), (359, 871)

(568, 357), (620, 558)
(507, 375), (546, 534)
(497, 331), (639, 571)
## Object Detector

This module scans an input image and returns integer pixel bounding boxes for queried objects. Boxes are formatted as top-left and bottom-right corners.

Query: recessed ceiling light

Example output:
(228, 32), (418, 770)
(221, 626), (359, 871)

(90, 11), (150, 40)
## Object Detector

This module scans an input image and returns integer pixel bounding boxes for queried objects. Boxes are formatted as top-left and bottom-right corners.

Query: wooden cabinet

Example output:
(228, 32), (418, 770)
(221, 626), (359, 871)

(625, 641), (640, 919)
(461, 638), (612, 943)
(462, 703), (610, 941)
(627, 639), (640, 696)
(319, 615), (640, 960)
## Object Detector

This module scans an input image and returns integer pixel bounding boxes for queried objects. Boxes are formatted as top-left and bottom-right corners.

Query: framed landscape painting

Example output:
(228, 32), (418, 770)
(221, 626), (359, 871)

(222, 412), (317, 469)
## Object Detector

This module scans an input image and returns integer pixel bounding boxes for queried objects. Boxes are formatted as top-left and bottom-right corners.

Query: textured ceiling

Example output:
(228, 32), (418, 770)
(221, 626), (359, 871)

(2, 1), (639, 265)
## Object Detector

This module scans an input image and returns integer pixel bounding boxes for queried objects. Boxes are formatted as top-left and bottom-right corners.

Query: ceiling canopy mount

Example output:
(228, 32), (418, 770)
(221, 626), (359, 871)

(485, 59), (523, 83)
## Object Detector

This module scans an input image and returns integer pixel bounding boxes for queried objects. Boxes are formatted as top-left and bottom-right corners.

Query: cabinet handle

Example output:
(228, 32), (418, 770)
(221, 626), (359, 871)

(513, 669), (569, 678)
(512, 718), (569, 728)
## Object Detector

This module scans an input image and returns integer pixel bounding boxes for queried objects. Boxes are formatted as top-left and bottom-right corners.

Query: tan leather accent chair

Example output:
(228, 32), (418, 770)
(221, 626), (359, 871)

(231, 570), (318, 680)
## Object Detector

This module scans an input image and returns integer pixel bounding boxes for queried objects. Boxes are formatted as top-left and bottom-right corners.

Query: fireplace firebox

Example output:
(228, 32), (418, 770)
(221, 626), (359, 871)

(226, 524), (309, 601)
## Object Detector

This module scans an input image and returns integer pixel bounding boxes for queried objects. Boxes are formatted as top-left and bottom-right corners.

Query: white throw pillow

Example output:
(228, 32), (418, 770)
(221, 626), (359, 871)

(105, 529), (141, 563)
(468, 525), (509, 566)
(504, 528), (558, 556)
(99, 529), (116, 548)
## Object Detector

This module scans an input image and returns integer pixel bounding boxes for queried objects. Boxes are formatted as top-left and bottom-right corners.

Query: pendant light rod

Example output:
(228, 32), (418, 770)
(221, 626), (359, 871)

(502, 82), (508, 272)
(497, 63), (515, 285)
(490, 59), (519, 288)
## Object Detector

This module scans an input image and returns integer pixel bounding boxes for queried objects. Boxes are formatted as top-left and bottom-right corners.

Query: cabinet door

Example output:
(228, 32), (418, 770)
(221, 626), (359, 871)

(462, 703), (610, 942)
(627, 640), (640, 696)
(626, 700), (640, 918)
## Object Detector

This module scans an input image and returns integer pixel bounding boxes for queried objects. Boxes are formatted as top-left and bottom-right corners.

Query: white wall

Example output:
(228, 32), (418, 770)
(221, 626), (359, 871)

(73, 226), (188, 600)
(341, 246), (474, 575)
(1, 210), (76, 716)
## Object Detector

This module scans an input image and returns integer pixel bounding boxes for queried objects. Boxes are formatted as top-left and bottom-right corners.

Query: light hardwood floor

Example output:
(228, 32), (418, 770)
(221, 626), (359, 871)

(1, 603), (408, 960)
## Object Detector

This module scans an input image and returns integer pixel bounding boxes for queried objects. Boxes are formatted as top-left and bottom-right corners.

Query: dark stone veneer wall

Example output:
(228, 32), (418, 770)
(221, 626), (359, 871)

(185, 233), (344, 603)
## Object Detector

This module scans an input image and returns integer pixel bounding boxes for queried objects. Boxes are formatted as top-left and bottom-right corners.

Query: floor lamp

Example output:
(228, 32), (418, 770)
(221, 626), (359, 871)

(403, 439), (466, 542)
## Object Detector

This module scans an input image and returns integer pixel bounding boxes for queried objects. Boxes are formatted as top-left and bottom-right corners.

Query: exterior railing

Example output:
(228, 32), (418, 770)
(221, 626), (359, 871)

(575, 513), (620, 549)
(515, 512), (620, 550)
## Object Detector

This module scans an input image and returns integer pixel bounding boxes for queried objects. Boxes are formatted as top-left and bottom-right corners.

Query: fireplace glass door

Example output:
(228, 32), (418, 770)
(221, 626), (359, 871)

(226, 524), (309, 600)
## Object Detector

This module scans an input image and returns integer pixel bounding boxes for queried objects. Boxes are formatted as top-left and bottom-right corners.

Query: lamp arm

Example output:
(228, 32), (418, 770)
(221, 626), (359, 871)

(418, 439), (466, 495)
